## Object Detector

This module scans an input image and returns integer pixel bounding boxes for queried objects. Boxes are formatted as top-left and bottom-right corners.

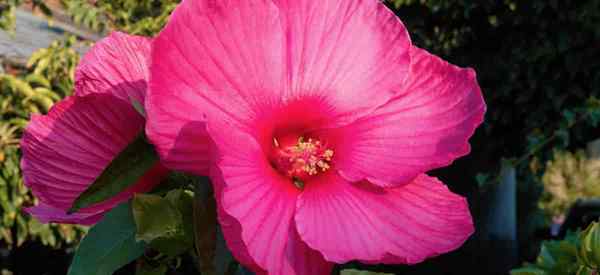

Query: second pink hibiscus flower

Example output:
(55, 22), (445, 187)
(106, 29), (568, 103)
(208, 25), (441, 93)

(22, 32), (169, 225)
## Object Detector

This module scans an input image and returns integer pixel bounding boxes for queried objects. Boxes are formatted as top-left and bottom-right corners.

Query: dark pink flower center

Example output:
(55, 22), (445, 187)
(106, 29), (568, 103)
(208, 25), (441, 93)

(271, 136), (334, 188)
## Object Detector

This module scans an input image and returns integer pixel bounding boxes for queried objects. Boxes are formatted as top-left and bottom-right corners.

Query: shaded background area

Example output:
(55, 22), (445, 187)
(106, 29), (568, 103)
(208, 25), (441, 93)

(1, 0), (599, 274)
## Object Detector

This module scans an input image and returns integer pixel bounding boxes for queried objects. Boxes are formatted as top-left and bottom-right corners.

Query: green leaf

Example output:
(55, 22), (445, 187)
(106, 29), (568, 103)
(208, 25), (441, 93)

(68, 202), (146, 275)
(69, 134), (159, 213)
(132, 190), (194, 257)
(24, 74), (51, 88)
(578, 221), (600, 269)
(133, 193), (179, 242)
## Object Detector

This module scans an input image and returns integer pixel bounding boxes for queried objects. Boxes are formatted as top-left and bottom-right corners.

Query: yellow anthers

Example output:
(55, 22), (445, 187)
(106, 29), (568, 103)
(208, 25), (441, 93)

(322, 149), (334, 160)
(272, 136), (334, 182)
(317, 160), (330, 171)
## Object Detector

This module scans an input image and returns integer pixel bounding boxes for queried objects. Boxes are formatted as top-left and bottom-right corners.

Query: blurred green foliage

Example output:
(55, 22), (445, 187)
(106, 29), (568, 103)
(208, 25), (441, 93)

(0, 36), (78, 126)
(510, 221), (600, 275)
(0, 0), (20, 33)
(1, 0), (177, 35)
(0, 0), (52, 34)
(0, 36), (84, 250)
(63, 0), (178, 36)
(539, 151), (600, 219)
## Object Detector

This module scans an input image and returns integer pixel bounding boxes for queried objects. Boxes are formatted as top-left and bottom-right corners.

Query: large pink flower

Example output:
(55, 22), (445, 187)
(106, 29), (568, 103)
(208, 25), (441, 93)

(146, 0), (486, 274)
(21, 32), (169, 225)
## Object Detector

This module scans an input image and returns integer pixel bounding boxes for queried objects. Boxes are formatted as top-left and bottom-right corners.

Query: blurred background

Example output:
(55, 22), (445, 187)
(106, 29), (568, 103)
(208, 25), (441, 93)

(0, 0), (598, 274)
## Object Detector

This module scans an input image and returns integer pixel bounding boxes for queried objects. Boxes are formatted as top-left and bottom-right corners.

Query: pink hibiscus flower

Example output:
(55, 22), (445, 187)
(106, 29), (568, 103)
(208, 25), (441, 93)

(146, 0), (486, 274)
(21, 32), (169, 225)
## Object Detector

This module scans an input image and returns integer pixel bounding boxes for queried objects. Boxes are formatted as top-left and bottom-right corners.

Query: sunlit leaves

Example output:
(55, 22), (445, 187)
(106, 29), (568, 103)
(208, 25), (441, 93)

(0, 0), (52, 34)
(0, 2), (17, 35)
(64, 0), (179, 36)
(25, 36), (80, 97)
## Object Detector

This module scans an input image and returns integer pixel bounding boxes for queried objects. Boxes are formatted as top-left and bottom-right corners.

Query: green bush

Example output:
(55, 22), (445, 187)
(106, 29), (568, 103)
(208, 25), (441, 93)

(0, 0), (52, 34)
(63, 0), (179, 35)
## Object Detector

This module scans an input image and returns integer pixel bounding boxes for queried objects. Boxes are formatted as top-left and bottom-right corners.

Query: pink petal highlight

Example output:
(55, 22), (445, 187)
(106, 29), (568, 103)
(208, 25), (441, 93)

(21, 94), (168, 225)
(327, 47), (486, 186)
(295, 173), (474, 264)
(75, 31), (151, 104)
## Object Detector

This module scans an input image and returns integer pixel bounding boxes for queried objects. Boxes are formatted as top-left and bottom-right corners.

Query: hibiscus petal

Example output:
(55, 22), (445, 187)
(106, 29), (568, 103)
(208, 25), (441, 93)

(295, 173), (474, 264)
(273, 0), (411, 125)
(146, 0), (412, 171)
(209, 121), (327, 274)
(328, 47), (486, 186)
(21, 94), (167, 224)
(212, 166), (265, 273)
(146, 0), (284, 174)
(282, 225), (334, 275)
(75, 31), (151, 104)
(213, 165), (332, 275)
(25, 202), (102, 225)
